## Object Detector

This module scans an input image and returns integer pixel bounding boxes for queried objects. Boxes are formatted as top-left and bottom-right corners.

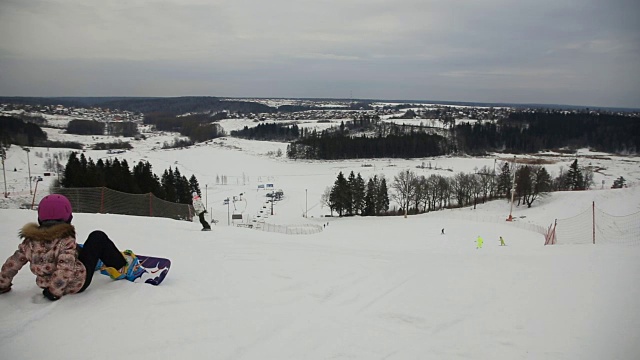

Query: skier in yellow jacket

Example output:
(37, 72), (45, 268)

(476, 235), (483, 249)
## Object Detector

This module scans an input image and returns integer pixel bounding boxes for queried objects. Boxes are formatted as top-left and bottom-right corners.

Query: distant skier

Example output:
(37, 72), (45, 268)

(441, 228), (445, 235)
(192, 192), (211, 231)
(476, 235), (483, 249)
(499, 236), (506, 246)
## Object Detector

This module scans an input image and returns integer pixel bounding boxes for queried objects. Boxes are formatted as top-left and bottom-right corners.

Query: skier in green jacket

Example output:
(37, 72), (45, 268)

(476, 235), (483, 249)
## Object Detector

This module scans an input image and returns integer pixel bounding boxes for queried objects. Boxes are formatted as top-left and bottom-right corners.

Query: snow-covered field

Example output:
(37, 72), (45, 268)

(1, 126), (639, 359)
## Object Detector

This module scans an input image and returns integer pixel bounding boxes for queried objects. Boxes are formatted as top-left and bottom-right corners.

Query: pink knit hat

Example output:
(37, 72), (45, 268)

(38, 194), (73, 224)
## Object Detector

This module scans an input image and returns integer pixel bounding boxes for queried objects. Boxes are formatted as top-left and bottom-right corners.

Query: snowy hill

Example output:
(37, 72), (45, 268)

(1, 128), (639, 359)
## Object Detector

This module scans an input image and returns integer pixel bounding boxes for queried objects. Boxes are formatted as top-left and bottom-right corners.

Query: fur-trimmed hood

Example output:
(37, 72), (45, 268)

(1, 221), (85, 298)
(19, 222), (76, 242)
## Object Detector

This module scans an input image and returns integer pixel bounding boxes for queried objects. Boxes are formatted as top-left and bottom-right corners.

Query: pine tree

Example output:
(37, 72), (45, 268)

(132, 161), (145, 191)
(62, 152), (82, 188)
(133, 161), (162, 194)
(352, 173), (366, 215)
(534, 167), (553, 195)
(152, 172), (166, 200)
(515, 165), (533, 207)
(161, 168), (177, 202)
(377, 177), (390, 215)
(346, 171), (357, 215)
(329, 172), (349, 216)
(565, 159), (585, 190)
(95, 159), (106, 187)
(79, 154), (88, 183)
(106, 158), (122, 191)
(364, 177), (377, 216)
(497, 161), (511, 198)
(119, 159), (137, 193)
(86, 158), (99, 187)
(189, 175), (201, 196)
(173, 168), (190, 204)
(286, 143), (298, 159)
(514, 165), (553, 208)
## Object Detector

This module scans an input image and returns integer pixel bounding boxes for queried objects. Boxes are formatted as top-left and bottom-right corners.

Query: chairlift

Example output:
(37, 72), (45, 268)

(233, 196), (247, 213)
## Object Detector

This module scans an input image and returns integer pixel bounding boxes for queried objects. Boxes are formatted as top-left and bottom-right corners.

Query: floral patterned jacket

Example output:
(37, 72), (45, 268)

(0, 222), (87, 298)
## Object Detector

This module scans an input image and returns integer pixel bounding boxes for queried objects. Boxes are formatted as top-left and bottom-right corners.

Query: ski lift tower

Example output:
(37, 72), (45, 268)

(1, 148), (7, 198)
(231, 193), (246, 224)
(23, 147), (32, 195)
(507, 156), (516, 221)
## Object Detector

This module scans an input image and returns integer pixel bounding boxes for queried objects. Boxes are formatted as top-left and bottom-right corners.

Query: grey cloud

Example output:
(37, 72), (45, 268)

(0, 0), (638, 107)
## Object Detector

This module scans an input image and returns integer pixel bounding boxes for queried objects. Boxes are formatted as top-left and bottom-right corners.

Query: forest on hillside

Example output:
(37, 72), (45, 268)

(2, 101), (638, 157)
(0, 116), (83, 149)
(0, 96), (276, 116)
(288, 111), (640, 159)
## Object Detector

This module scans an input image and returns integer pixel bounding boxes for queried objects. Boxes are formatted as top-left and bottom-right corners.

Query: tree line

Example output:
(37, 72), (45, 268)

(144, 112), (226, 143)
(1, 116), (48, 146)
(323, 171), (390, 217)
(59, 119), (140, 138)
(0, 116), (83, 149)
(100, 97), (276, 116)
(67, 120), (104, 135)
(325, 159), (596, 217)
(277, 102), (374, 112)
(62, 152), (202, 204)
(287, 110), (639, 159)
(454, 111), (640, 154)
(231, 123), (301, 141)
(288, 130), (450, 160)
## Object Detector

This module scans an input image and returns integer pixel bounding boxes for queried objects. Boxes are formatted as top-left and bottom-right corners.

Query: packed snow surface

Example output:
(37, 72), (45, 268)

(1, 128), (639, 360)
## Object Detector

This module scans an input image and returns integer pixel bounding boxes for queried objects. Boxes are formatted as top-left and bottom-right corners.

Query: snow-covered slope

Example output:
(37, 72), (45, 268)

(0, 128), (639, 360)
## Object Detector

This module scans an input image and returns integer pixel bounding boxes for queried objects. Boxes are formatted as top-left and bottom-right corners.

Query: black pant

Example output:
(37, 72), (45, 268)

(78, 230), (126, 292)
(199, 212), (210, 229)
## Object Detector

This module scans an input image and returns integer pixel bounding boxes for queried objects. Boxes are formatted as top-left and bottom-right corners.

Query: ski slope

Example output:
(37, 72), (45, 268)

(1, 129), (639, 360)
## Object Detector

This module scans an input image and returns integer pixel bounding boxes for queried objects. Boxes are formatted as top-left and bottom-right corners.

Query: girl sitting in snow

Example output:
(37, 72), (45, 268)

(0, 194), (136, 301)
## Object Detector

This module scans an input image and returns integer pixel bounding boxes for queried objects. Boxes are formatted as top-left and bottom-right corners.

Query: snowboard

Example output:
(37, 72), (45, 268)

(93, 253), (170, 285)
(125, 255), (171, 286)
(78, 244), (171, 285)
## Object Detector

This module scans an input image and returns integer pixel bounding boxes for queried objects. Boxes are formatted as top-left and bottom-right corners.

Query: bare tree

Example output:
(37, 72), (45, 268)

(392, 169), (417, 216)
(477, 165), (493, 203)
(470, 174), (482, 209)
(438, 176), (452, 209)
(413, 175), (429, 213)
(426, 174), (439, 211)
(582, 166), (595, 190)
(321, 186), (334, 216)
(452, 172), (473, 207)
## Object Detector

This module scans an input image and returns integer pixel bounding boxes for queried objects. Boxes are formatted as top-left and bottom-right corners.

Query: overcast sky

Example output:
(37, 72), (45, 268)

(1, 0), (638, 108)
